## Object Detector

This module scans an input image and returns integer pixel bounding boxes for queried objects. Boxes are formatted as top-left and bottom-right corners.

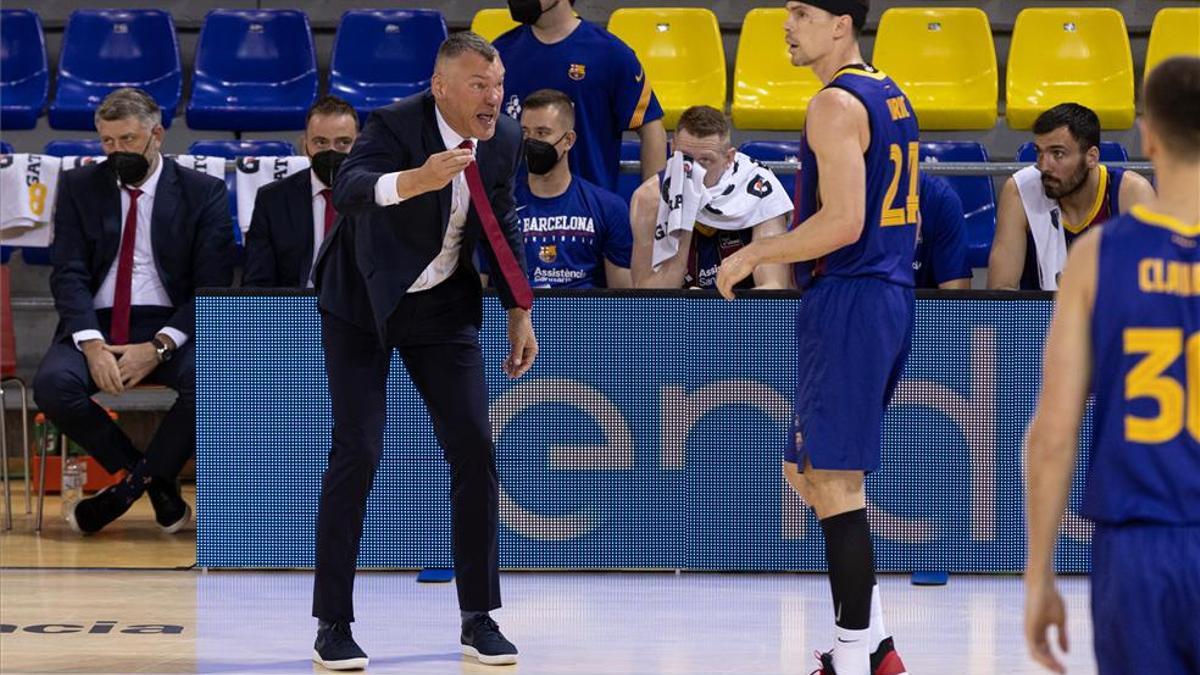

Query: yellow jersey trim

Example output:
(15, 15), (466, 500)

(1062, 164), (1108, 234)
(1132, 204), (1200, 237)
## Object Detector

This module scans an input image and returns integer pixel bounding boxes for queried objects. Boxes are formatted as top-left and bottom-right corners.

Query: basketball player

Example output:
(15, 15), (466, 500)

(1025, 56), (1200, 674)
(716, 2), (914, 673)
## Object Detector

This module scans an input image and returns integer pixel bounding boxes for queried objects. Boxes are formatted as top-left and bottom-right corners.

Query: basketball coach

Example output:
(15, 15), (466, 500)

(308, 31), (536, 670)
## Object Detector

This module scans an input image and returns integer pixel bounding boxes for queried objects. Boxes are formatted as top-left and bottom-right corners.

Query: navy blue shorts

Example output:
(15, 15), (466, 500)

(784, 276), (914, 472)
(1091, 524), (1200, 674)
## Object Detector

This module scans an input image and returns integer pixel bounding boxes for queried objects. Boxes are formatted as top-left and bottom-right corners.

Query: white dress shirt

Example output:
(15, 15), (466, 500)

(310, 171), (332, 288)
(373, 105), (476, 292)
(72, 155), (188, 350)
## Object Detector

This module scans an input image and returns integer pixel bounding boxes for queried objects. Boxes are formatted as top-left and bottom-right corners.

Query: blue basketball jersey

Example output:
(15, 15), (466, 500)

(794, 65), (920, 289)
(1084, 206), (1200, 526)
(515, 177), (632, 289)
(494, 22), (664, 192)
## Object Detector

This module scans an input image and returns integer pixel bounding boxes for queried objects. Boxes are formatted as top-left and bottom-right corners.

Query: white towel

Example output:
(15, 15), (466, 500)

(235, 156), (310, 234)
(651, 151), (792, 269)
(1014, 165), (1067, 291)
(0, 153), (61, 248)
(59, 155), (106, 172)
(172, 154), (227, 182)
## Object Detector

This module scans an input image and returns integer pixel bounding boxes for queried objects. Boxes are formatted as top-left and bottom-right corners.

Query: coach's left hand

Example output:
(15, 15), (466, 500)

(504, 308), (538, 379)
(716, 249), (758, 300)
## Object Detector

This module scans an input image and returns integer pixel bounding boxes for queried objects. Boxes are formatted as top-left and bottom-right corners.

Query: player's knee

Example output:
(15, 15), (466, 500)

(782, 461), (809, 498)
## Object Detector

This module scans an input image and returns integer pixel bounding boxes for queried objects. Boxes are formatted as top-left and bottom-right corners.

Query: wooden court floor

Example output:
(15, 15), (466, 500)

(0, 482), (1098, 674)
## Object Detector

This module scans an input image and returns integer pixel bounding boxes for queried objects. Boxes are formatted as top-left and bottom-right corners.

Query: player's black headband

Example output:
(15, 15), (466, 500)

(801, 0), (868, 29)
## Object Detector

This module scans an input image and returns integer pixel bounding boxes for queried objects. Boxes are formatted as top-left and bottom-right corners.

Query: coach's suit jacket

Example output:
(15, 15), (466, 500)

(314, 90), (526, 340)
(48, 157), (235, 342)
(242, 169), (320, 288)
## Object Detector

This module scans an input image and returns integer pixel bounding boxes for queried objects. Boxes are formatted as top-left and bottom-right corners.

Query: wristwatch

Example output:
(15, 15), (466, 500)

(151, 336), (174, 363)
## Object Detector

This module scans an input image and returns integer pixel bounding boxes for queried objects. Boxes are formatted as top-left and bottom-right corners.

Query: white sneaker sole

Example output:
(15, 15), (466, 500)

(311, 649), (368, 671)
(461, 644), (518, 665)
(158, 502), (192, 534)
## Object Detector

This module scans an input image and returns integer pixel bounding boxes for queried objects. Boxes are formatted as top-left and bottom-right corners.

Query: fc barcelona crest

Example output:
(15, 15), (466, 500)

(539, 244), (558, 263)
(568, 63), (587, 81)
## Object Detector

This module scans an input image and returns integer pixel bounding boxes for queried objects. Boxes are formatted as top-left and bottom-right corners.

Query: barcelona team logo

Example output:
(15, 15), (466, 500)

(568, 64), (586, 81)
(539, 244), (558, 263)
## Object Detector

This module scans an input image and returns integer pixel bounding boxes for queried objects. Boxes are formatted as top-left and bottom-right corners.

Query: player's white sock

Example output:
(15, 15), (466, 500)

(832, 626), (871, 675)
(869, 583), (889, 650)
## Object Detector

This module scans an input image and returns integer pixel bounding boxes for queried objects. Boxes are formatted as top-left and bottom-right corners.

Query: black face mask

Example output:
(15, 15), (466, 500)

(508, 0), (558, 25)
(524, 134), (567, 175)
(107, 136), (153, 186)
(310, 149), (348, 188)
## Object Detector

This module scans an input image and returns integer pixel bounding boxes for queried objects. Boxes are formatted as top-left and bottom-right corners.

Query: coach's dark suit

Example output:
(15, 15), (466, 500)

(242, 169), (319, 287)
(311, 90), (526, 622)
(33, 157), (235, 480)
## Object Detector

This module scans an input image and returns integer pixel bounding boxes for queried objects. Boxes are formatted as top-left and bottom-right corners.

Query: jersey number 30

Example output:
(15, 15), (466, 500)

(1124, 327), (1200, 443)
(881, 142), (919, 227)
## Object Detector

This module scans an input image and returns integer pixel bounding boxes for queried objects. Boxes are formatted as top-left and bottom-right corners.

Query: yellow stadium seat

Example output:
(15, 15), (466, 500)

(872, 8), (997, 130)
(471, 9), (519, 43)
(1145, 8), (1200, 79)
(732, 8), (822, 130)
(607, 8), (726, 129)
(1006, 8), (1134, 130)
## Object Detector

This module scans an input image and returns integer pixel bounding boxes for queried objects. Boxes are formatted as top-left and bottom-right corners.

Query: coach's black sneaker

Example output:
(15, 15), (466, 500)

(461, 614), (518, 665)
(147, 478), (191, 534)
(65, 486), (133, 534)
(313, 621), (368, 671)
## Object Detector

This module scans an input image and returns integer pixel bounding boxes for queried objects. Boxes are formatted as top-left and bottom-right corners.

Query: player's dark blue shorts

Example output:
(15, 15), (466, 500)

(1091, 524), (1200, 674)
(785, 276), (914, 472)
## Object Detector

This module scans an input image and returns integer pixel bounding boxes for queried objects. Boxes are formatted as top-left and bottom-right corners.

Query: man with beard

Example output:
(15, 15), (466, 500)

(243, 96), (359, 288)
(989, 103), (1155, 290)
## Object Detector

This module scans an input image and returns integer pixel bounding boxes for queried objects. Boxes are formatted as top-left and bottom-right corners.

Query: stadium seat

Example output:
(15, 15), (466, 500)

(48, 10), (182, 131)
(1006, 8), (1134, 130)
(616, 139), (643, 206)
(738, 140), (801, 203)
(732, 8), (822, 131)
(873, 8), (997, 130)
(187, 140), (295, 158)
(331, 10), (447, 123)
(919, 142), (996, 269)
(0, 141), (13, 154)
(607, 8), (725, 129)
(1015, 141), (1129, 164)
(1145, 8), (1200, 79)
(0, 9), (49, 130)
(43, 139), (104, 157)
(470, 9), (520, 42)
(186, 10), (318, 131)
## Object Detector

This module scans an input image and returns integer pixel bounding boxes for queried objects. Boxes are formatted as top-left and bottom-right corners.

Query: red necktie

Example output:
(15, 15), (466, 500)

(321, 188), (336, 237)
(458, 140), (533, 310)
(110, 187), (142, 345)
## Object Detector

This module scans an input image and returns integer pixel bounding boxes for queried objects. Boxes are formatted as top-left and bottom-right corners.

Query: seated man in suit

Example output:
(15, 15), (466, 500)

(243, 96), (360, 287)
(33, 87), (236, 535)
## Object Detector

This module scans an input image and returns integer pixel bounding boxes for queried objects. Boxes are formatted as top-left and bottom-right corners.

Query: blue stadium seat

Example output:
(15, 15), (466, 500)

(186, 10), (318, 131)
(187, 140), (295, 158)
(0, 9), (49, 130)
(616, 140), (644, 206)
(330, 10), (447, 123)
(919, 141), (996, 269)
(48, 10), (182, 130)
(738, 140), (801, 203)
(43, 139), (104, 157)
(0, 141), (13, 154)
(1015, 141), (1130, 163)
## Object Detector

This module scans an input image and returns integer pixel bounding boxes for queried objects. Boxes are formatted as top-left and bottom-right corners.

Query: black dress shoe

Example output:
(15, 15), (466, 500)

(461, 614), (518, 665)
(313, 621), (368, 671)
(146, 478), (191, 533)
(65, 486), (134, 534)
